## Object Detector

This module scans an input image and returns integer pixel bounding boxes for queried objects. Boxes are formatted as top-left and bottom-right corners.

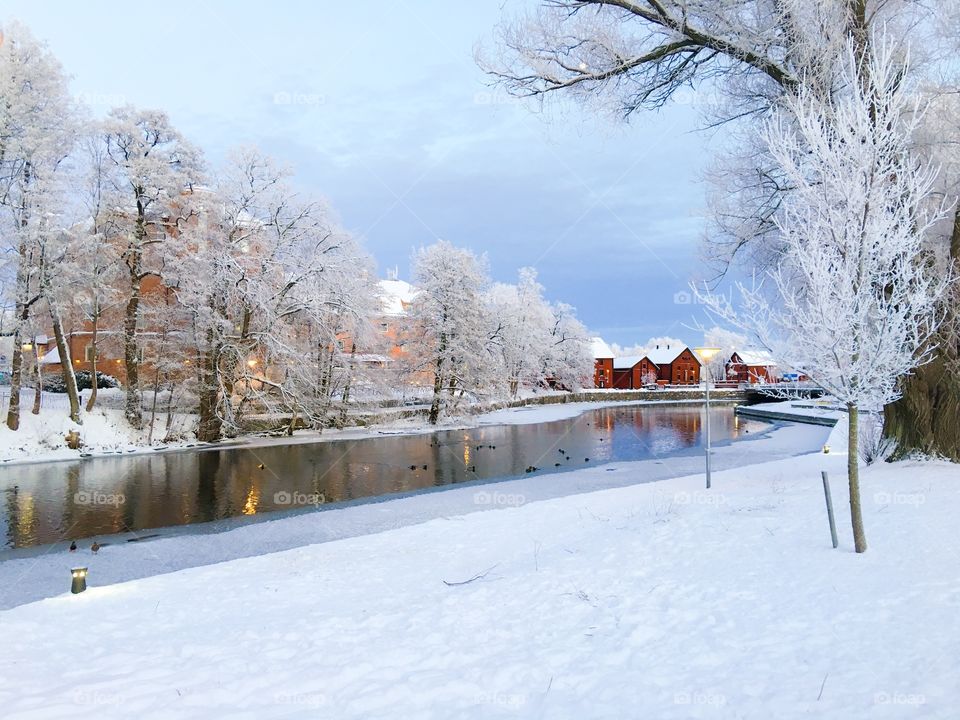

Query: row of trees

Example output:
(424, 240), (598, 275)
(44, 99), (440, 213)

(0, 22), (380, 441)
(0, 23), (594, 440)
(407, 241), (593, 424)
(483, 1), (960, 553)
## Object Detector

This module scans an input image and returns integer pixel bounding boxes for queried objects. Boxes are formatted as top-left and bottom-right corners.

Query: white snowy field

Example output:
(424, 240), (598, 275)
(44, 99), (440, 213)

(1, 420), (958, 719)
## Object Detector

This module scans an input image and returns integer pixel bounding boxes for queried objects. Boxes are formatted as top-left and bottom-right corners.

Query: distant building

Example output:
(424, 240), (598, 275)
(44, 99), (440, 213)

(591, 340), (702, 388)
(591, 337), (614, 388)
(727, 350), (778, 385)
(611, 355), (658, 389)
(646, 344), (701, 385)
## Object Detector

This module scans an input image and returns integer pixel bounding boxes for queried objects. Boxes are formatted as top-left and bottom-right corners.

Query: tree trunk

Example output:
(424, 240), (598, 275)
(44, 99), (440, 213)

(884, 207), (960, 461)
(86, 311), (99, 412)
(196, 342), (223, 442)
(50, 307), (81, 424)
(6, 335), (23, 431)
(429, 332), (446, 425)
(847, 403), (867, 553)
(31, 340), (41, 415)
(123, 211), (147, 428)
(5, 234), (32, 431)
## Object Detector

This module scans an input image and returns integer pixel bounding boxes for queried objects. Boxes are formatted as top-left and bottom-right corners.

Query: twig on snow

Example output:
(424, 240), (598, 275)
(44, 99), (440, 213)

(442, 564), (499, 586)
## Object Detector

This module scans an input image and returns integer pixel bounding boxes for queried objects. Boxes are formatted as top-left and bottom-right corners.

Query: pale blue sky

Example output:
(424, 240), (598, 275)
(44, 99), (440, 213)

(3, 0), (718, 346)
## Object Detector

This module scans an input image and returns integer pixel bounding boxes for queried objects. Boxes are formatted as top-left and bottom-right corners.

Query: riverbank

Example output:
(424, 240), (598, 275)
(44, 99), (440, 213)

(0, 388), (745, 467)
(1, 416), (957, 718)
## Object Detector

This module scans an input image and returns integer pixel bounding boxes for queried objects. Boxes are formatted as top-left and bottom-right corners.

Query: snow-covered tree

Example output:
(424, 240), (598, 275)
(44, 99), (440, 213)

(486, 267), (554, 397)
(542, 301), (594, 390)
(704, 38), (950, 553)
(408, 241), (494, 424)
(101, 106), (203, 427)
(482, 1), (960, 460)
(66, 133), (125, 412)
(0, 22), (79, 428)
(703, 326), (748, 381)
(173, 147), (377, 440)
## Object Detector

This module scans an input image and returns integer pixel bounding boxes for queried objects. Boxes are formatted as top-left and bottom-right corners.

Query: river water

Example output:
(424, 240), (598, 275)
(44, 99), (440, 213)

(0, 404), (768, 549)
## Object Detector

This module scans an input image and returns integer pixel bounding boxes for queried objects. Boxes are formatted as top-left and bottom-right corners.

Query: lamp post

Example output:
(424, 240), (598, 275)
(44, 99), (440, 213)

(694, 347), (722, 489)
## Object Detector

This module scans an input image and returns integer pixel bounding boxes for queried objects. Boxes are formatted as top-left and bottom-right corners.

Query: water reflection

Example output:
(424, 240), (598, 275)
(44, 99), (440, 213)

(0, 405), (763, 549)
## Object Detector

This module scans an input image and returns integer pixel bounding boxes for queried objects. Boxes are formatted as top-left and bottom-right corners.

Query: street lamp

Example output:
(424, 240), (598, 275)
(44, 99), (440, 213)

(695, 347), (722, 489)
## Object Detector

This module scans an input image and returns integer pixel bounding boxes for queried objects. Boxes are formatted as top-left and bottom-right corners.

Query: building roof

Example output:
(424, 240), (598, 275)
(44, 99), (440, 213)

(613, 355), (650, 370)
(591, 337), (614, 359)
(378, 279), (418, 317)
(735, 349), (777, 366)
(645, 344), (688, 366)
(38, 346), (61, 366)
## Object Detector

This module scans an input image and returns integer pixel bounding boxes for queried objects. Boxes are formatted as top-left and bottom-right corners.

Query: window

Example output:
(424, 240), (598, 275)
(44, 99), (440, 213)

(84, 344), (96, 362)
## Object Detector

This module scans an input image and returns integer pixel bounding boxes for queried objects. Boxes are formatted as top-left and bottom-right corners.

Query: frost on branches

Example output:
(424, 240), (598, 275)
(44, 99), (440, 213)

(704, 38), (950, 552)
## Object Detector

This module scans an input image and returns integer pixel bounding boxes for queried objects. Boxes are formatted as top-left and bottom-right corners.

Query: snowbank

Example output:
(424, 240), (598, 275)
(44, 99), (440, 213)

(1, 434), (956, 718)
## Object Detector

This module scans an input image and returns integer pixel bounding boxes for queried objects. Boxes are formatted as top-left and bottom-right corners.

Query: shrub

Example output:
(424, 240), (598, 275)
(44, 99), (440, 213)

(42, 371), (120, 393)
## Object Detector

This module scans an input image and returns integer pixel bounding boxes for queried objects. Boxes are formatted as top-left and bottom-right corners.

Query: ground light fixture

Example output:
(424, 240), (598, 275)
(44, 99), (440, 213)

(694, 347), (722, 489)
(71, 567), (88, 594)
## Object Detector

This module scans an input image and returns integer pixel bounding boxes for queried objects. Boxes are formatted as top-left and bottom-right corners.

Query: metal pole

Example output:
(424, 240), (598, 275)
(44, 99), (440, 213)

(705, 365), (712, 489)
(821, 471), (838, 548)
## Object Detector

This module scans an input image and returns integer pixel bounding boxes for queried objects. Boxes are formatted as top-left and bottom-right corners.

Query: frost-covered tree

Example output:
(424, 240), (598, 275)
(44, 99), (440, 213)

(704, 39), (949, 553)
(543, 301), (594, 390)
(482, 1), (960, 460)
(66, 133), (124, 412)
(0, 22), (79, 428)
(173, 147), (377, 440)
(703, 326), (748, 381)
(101, 106), (203, 427)
(486, 267), (554, 397)
(408, 241), (494, 424)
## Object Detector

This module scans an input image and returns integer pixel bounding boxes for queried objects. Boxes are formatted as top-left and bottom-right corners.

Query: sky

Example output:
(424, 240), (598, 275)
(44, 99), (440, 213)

(1, 0), (721, 348)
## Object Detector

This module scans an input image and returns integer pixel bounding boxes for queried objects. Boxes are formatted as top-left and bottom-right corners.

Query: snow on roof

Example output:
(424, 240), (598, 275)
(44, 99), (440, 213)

(736, 349), (777, 366)
(378, 279), (418, 317)
(352, 353), (393, 364)
(644, 344), (687, 366)
(591, 337), (614, 359)
(38, 346), (61, 366)
(613, 355), (648, 370)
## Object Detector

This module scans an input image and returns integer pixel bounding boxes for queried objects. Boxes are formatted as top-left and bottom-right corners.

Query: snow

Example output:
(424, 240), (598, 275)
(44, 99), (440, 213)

(735, 348), (777, 366)
(645, 344), (687, 366)
(612, 355), (647, 370)
(37, 345), (60, 365)
(0, 389), (195, 465)
(590, 336), (614, 359)
(377, 278), (417, 316)
(0, 411), (957, 717)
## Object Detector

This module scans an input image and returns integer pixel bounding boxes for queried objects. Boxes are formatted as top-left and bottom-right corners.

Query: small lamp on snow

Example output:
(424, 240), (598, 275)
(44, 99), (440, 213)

(71, 567), (88, 594)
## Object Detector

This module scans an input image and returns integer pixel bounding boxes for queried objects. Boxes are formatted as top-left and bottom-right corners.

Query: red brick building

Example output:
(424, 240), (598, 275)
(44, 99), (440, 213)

(591, 337), (614, 389)
(590, 339), (702, 388)
(611, 355), (658, 389)
(727, 350), (778, 385)
(647, 344), (701, 385)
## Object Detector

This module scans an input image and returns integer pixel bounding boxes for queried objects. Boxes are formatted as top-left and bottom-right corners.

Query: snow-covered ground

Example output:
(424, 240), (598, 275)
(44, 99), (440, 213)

(1, 414), (958, 718)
